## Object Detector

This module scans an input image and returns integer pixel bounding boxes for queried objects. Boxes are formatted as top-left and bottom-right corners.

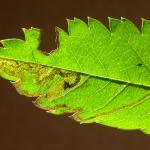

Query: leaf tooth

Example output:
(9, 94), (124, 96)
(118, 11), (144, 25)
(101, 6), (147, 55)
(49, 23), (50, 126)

(22, 27), (41, 49)
(67, 17), (88, 36)
(120, 17), (141, 34)
(55, 27), (68, 38)
(0, 39), (24, 48)
(108, 17), (121, 32)
(109, 17), (140, 34)
(22, 27), (41, 41)
(73, 17), (88, 26)
(87, 16), (110, 34)
(141, 18), (150, 34)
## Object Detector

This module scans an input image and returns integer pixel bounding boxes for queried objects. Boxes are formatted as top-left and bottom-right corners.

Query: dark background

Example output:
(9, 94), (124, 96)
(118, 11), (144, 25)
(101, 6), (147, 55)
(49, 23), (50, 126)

(0, 0), (150, 150)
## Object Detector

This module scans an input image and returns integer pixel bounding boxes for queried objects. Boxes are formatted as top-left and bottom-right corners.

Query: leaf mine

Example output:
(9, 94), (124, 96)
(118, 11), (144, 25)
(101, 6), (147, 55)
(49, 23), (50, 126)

(0, 17), (150, 135)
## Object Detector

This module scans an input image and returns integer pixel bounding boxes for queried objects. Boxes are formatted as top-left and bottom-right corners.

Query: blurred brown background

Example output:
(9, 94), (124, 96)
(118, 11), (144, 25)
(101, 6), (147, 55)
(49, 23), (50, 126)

(0, 0), (150, 150)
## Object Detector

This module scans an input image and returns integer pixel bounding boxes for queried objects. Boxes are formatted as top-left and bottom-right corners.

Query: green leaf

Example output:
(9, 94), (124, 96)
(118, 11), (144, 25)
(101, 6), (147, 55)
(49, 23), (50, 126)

(0, 18), (150, 135)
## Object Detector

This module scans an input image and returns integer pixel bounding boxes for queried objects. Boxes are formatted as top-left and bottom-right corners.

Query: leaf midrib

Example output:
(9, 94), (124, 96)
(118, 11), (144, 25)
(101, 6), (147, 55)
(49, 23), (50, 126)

(0, 56), (150, 89)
